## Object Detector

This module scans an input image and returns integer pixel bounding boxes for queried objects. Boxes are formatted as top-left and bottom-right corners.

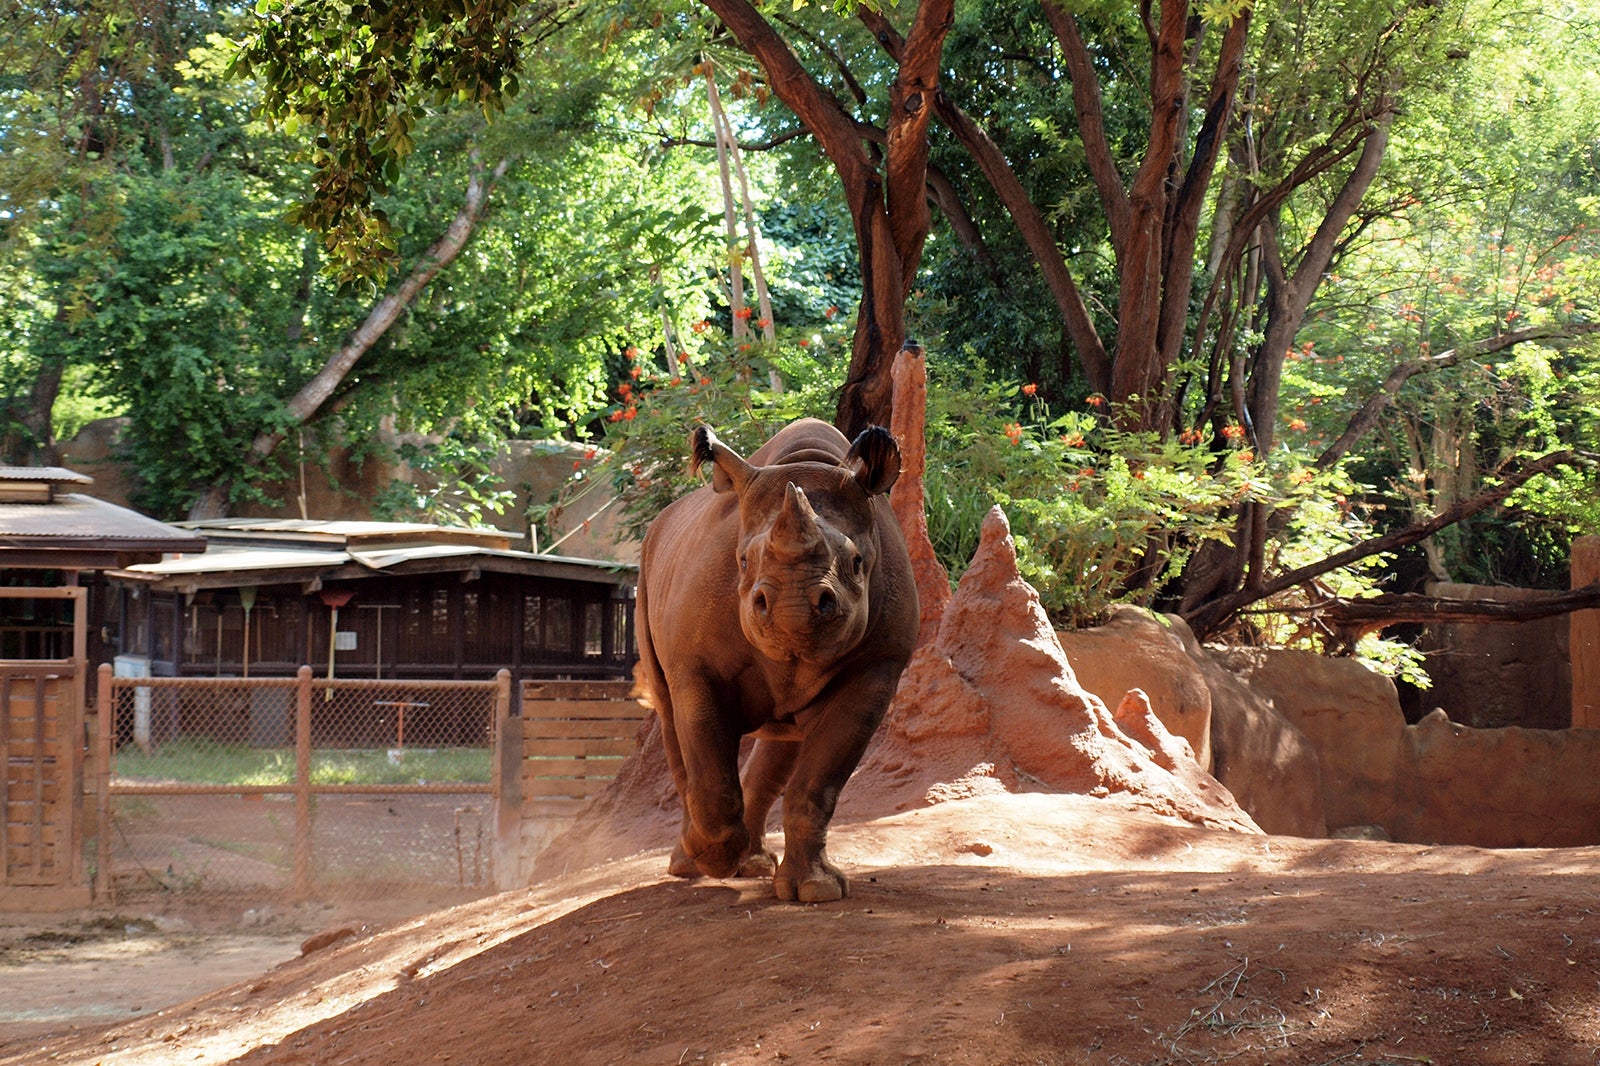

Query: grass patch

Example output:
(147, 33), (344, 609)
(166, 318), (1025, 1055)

(114, 739), (492, 786)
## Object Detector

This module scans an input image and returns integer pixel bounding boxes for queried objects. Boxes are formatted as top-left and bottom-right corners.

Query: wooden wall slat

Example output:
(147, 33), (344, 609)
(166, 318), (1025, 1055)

(524, 776), (615, 799)
(522, 719), (643, 743)
(522, 737), (636, 758)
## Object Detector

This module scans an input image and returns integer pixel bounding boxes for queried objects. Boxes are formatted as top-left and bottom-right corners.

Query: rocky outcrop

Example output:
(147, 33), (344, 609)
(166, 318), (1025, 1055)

(1214, 645), (1401, 835)
(1066, 609), (1326, 839)
(1392, 712), (1600, 847)
(815, 507), (1255, 832)
(1060, 610), (1214, 772)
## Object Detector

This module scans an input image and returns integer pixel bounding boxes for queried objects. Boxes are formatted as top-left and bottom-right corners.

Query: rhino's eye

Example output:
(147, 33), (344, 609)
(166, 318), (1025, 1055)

(852, 554), (864, 576)
(739, 554), (748, 572)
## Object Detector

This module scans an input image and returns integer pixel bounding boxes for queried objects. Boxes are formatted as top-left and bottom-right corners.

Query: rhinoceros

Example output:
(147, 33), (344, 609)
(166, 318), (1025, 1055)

(635, 417), (919, 902)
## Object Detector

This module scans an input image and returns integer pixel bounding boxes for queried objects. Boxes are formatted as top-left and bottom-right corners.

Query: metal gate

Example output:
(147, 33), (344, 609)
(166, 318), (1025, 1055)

(0, 587), (87, 905)
(97, 667), (511, 902)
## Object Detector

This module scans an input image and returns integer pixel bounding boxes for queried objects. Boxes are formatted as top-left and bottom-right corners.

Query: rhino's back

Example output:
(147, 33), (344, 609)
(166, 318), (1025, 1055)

(747, 418), (851, 468)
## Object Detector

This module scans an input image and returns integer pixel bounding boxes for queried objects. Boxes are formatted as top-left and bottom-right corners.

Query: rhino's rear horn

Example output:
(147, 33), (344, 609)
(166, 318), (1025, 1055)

(845, 426), (901, 496)
(690, 424), (756, 495)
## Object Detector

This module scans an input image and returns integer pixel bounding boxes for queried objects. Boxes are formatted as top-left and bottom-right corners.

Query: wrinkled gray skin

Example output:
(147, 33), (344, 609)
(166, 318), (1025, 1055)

(635, 418), (919, 902)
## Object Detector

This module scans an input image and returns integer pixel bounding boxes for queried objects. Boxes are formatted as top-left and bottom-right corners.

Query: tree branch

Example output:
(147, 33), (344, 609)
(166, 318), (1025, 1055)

(859, 5), (1112, 394)
(1287, 582), (1600, 638)
(1183, 449), (1591, 637)
(1317, 322), (1600, 471)
(186, 153), (509, 519)
(1040, 1), (1129, 251)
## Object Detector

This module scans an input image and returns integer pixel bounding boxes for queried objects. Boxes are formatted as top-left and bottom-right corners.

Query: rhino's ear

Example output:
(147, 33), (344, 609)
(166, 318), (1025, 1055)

(690, 425), (755, 495)
(845, 426), (901, 496)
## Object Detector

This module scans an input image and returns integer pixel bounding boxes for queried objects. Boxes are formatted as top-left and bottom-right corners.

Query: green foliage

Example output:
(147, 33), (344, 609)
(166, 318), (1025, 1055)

(25, 168), (313, 516)
(114, 739), (491, 785)
(921, 373), (1253, 625)
(374, 435), (518, 528)
(1281, 1), (1600, 587)
(537, 318), (846, 547)
(229, 0), (528, 280)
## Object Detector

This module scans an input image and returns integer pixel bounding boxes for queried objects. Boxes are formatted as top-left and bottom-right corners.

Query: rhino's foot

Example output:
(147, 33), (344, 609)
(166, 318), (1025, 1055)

(667, 842), (701, 879)
(773, 856), (848, 903)
(736, 847), (777, 879)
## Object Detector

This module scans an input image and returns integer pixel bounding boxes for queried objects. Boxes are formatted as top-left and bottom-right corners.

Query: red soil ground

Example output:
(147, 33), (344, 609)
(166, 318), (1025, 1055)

(6, 790), (1600, 1066)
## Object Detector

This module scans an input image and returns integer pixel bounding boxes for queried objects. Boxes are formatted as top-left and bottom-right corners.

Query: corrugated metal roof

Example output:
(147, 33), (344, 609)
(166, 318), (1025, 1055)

(180, 517), (520, 550)
(0, 466), (93, 484)
(0, 494), (207, 548)
(131, 544), (350, 574)
(123, 531), (633, 588)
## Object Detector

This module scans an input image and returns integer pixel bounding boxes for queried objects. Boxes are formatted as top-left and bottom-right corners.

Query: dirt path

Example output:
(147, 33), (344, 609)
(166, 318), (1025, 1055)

(6, 792), (1600, 1066)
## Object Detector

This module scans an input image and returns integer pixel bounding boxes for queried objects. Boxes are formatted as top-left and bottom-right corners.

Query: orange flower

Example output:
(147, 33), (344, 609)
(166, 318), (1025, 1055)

(1003, 422), (1024, 445)
(734, 307), (753, 320)
(1221, 423), (1245, 440)
(1086, 394), (1105, 408)
(1022, 383), (1038, 396)
(623, 407), (637, 421)
(1288, 418), (1308, 432)
(1237, 450), (1254, 464)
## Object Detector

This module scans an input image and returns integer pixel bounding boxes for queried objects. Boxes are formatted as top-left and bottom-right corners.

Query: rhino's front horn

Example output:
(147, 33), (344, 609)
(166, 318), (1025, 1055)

(769, 482), (823, 557)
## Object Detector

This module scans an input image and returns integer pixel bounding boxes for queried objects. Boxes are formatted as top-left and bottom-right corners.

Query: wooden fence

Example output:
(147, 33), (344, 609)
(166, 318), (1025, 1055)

(496, 680), (649, 884)
(89, 668), (649, 902)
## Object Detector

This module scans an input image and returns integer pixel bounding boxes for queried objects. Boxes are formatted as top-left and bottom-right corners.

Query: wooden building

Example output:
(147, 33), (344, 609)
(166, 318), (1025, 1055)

(108, 519), (638, 694)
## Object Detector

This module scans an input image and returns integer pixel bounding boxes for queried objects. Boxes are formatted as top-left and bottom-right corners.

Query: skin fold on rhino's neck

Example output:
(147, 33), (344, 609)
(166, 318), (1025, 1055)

(738, 650), (849, 727)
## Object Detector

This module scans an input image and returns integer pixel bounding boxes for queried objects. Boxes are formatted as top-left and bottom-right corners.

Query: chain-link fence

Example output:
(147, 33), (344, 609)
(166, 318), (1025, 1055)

(96, 667), (510, 904)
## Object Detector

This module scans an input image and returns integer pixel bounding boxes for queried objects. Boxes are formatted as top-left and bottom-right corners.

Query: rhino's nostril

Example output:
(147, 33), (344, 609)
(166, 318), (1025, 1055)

(815, 589), (838, 620)
(752, 589), (770, 618)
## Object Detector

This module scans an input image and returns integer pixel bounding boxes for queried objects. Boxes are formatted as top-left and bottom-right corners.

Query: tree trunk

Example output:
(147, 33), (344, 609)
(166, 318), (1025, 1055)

(700, 0), (954, 437)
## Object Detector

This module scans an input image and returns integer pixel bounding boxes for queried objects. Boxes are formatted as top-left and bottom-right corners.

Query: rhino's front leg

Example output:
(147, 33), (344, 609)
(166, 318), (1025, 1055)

(669, 681), (749, 879)
(774, 663), (899, 903)
(737, 738), (800, 878)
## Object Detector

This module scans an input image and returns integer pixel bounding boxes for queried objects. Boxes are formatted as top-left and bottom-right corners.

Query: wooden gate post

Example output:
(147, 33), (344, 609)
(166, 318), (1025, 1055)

(292, 665), (313, 900)
(95, 664), (113, 901)
(491, 670), (522, 890)
(1573, 536), (1600, 729)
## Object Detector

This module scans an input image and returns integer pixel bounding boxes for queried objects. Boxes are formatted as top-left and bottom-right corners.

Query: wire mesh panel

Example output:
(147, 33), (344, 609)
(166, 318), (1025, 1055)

(101, 670), (507, 904)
